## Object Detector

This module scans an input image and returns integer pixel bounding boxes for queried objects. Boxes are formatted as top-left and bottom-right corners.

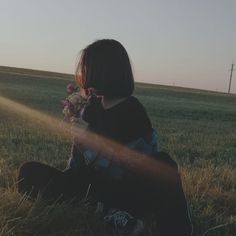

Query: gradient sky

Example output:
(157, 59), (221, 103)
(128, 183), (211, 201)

(1, 0), (236, 93)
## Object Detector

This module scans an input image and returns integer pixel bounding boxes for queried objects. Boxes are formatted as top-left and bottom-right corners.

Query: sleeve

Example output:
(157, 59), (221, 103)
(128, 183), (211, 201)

(81, 94), (102, 131)
(122, 97), (153, 142)
(102, 129), (160, 180)
(66, 95), (102, 170)
(66, 139), (85, 170)
(127, 128), (159, 156)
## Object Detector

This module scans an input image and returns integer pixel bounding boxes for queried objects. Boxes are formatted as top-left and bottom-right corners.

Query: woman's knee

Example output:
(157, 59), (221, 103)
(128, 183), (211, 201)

(18, 162), (40, 193)
(17, 161), (56, 196)
(18, 161), (42, 180)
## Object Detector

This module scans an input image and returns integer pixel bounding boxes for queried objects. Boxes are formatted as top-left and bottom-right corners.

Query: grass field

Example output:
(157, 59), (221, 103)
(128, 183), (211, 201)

(0, 66), (235, 235)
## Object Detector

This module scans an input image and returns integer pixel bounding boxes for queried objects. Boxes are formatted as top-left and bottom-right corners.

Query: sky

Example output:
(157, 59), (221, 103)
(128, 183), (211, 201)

(1, 0), (236, 93)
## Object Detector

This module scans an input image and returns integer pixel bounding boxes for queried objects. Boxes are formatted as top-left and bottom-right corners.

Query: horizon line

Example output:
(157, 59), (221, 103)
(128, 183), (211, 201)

(0, 64), (235, 96)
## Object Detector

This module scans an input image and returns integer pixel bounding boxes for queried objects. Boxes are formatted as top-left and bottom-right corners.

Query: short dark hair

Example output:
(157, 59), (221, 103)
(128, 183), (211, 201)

(76, 39), (134, 97)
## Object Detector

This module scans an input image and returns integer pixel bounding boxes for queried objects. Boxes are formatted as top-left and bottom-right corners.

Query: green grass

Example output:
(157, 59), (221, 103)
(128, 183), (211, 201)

(0, 67), (236, 235)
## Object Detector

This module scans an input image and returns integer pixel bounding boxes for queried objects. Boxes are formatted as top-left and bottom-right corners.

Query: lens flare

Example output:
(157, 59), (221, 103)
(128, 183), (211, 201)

(0, 96), (179, 188)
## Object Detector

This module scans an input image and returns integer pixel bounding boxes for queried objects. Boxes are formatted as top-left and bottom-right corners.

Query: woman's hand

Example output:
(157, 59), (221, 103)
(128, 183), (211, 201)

(70, 117), (88, 138)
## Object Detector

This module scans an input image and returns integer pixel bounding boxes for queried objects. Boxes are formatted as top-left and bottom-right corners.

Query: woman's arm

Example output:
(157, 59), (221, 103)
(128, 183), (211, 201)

(66, 139), (85, 169)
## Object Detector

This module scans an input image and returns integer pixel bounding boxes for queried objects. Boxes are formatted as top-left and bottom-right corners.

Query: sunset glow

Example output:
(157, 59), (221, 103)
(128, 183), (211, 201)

(0, 0), (236, 93)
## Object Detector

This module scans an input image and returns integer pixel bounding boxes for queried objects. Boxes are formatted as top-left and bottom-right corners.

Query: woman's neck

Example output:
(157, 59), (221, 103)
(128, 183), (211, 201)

(102, 96), (128, 109)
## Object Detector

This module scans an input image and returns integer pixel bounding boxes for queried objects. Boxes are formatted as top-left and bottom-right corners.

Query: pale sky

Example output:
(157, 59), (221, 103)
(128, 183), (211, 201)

(1, 0), (236, 93)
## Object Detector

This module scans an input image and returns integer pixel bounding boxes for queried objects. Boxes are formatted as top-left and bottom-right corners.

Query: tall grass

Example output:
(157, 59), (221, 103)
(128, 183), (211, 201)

(0, 68), (235, 235)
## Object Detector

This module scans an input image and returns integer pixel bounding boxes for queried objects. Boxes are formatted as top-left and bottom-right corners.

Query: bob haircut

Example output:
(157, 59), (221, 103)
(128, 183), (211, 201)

(76, 39), (134, 97)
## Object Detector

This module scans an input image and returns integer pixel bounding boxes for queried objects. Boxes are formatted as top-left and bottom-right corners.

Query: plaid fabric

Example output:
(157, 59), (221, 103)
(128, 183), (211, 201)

(67, 129), (159, 179)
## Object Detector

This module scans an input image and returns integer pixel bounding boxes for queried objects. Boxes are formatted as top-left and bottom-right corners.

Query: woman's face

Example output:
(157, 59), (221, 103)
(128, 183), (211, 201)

(75, 72), (82, 86)
(74, 71), (86, 98)
(75, 55), (86, 87)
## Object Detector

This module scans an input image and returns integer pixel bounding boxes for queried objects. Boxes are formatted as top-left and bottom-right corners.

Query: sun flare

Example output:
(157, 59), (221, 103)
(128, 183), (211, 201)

(0, 95), (178, 188)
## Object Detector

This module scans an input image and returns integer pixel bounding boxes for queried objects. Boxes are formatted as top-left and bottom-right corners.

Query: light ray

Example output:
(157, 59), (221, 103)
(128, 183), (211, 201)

(0, 96), (179, 189)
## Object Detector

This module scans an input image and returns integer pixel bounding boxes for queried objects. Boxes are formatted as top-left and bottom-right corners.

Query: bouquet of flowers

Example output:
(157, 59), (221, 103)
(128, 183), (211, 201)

(62, 83), (88, 124)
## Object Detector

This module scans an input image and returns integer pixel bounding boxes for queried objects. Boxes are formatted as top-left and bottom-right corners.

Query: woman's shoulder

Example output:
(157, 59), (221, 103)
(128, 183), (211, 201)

(123, 95), (142, 105)
(115, 96), (152, 142)
(106, 96), (145, 113)
(125, 96), (149, 118)
(104, 96), (149, 124)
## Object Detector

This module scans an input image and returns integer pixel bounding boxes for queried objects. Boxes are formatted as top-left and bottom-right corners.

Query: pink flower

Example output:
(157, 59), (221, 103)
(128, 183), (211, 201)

(62, 99), (69, 107)
(62, 83), (88, 123)
(67, 83), (77, 94)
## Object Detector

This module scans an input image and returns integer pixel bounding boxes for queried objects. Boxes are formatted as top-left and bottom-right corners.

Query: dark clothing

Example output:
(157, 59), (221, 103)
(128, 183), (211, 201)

(82, 96), (153, 143)
(18, 162), (86, 201)
(67, 95), (159, 179)
(17, 95), (193, 236)
(18, 154), (193, 236)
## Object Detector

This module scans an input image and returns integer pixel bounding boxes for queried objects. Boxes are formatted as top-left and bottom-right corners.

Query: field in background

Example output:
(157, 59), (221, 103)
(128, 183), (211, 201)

(0, 66), (235, 235)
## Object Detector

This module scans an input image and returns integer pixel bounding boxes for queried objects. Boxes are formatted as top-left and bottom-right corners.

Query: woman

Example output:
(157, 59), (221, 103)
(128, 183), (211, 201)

(18, 39), (193, 236)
